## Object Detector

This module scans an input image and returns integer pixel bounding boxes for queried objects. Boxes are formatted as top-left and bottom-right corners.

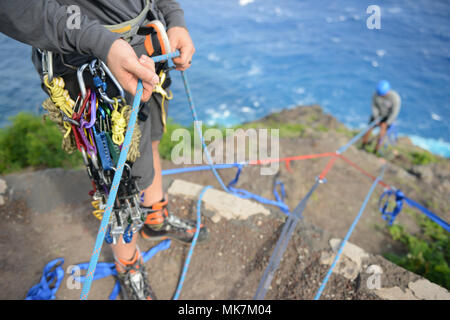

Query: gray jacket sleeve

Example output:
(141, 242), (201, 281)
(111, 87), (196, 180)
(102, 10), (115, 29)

(0, 0), (120, 63)
(371, 94), (380, 119)
(156, 0), (187, 29)
(386, 91), (401, 125)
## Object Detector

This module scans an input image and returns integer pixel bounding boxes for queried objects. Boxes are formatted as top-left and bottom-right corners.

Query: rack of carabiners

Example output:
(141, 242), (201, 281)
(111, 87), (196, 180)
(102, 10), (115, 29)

(40, 51), (153, 245)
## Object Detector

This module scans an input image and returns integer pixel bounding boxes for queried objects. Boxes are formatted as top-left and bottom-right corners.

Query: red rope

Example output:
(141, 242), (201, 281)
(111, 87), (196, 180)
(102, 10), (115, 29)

(246, 151), (391, 190)
(337, 155), (391, 189)
(318, 155), (339, 180)
(250, 152), (335, 165)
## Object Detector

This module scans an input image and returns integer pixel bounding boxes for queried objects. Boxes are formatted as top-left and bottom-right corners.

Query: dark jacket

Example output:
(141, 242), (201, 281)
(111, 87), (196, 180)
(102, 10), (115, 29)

(0, 0), (185, 75)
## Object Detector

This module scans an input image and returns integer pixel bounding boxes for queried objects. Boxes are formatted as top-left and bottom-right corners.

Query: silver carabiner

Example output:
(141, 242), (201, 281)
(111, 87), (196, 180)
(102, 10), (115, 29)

(99, 60), (125, 103)
(77, 63), (90, 100)
(88, 59), (125, 104)
(40, 50), (54, 83)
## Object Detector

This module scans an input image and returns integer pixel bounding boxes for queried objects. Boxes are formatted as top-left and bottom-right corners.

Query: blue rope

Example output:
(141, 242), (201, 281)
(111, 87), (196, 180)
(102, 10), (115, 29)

(162, 163), (241, 176)
(379, 189), (404, 226)
(25, 258), (65, 300)
(79, 80), (144, 300)
(173, 185), (212, 300)
(336, 118), (380, 154)
(180, 71), (229, 192)
(314, 165), (386, 300)
(273, 180), (289, 215)
(226, 164), (291, 214)
(25, 241), (170, 300)
(379, 189), (450, 232)
(72, 239), (171, 300)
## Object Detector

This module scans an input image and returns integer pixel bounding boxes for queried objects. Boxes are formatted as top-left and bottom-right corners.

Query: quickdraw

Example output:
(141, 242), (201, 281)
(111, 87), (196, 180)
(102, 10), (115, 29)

(39, 20), (175, 246)
(40, 52), (148, 245)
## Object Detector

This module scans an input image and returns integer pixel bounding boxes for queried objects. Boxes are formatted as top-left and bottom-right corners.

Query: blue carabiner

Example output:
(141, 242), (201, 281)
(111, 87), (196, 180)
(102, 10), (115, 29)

(105, 225), (113, 244)
(123, 224), (133, 244)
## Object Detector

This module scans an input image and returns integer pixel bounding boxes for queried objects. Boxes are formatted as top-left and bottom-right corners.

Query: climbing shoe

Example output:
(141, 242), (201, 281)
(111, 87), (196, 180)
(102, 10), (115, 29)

(140, 197), (209, 244)
(114, 248), (157, 300)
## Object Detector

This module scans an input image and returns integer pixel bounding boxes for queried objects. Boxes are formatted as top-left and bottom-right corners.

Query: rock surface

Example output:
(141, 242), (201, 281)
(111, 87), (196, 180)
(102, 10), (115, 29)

(1, 105), (448, 300)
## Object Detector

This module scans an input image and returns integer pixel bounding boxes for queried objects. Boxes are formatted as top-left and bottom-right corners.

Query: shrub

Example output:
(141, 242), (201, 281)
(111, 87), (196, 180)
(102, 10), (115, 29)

(409, 150), (438, 166)
(0, 113), (82, 174)
(384, 216), (450, 290)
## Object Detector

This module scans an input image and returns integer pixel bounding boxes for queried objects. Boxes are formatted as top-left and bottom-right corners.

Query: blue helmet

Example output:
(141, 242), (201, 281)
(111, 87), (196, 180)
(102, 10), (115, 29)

(377, 80), (391, 96)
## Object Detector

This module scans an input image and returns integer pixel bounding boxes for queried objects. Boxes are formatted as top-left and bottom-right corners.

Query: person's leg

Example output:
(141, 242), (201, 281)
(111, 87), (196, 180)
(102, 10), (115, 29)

(142, 140), (164, 206)
(139, 92), (209, 243)
(111, 235), (139, 261)
(362, 128), (373, 148)
(374, 122), (388, 153)
(361, 116), (374, 149)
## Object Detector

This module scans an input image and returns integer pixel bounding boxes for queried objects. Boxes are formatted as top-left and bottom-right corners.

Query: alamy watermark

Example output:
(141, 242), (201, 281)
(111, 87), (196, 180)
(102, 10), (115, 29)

(366, 265), (383, 290)
(366, 5), (381, 30)
(170, 121), (280, 175)
(66, 5), (81, 30)
(66, 265), (81, 290)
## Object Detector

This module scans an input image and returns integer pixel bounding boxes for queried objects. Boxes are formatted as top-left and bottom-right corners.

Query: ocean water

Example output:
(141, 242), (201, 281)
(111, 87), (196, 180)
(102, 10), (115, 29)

(0, 0), (449, 156)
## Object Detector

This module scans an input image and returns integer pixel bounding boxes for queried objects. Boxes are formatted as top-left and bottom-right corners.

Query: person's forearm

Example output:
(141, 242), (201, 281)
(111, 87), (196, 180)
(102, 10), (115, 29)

(0, 0), (119, 62)
(156, 0), (186, 29)
(386, 104), (400, 125)
(371, 103), (380, 120)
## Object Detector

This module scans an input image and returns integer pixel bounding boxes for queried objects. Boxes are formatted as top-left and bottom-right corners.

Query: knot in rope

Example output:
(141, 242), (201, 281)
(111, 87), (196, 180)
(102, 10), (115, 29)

(379, 189), (405, 225)
(111, 98), (129, 145)
(43, 75), (75, 138)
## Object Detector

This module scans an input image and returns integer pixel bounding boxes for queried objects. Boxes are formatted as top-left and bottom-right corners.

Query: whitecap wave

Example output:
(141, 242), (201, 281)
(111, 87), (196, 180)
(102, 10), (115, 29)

(239, 0), (254, 6)
(294, 87), (305, 95)
(431, 113), (442, 121)
(207, 53), (221, 62)
(408, 135), (450, 158)
(247, 64), (262, 76)
(376, 49), (386, 57)
(274, 6), (283, 16)
(331, 37), (341, 43)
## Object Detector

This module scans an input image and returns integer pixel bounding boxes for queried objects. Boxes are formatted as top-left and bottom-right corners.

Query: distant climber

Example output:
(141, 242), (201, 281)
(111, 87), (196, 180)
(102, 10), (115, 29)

(362, 80), (401, 154)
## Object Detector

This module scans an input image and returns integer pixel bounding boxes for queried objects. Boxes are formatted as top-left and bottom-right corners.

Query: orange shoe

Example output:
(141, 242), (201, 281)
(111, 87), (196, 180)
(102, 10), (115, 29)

(140, 197), (209, 244)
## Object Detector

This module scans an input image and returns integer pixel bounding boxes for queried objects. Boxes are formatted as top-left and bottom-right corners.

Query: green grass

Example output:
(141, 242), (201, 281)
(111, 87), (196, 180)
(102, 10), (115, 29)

(391, 145), (441, 166)
(159, 118), (225, 160)
(409, 150), (440, 165)
(0, 113), (82, 174)
(384, 216), (450, 290)
(236, 121), (306, 138)
(336, 126), (357, 138)
(316, 124), (329, 132)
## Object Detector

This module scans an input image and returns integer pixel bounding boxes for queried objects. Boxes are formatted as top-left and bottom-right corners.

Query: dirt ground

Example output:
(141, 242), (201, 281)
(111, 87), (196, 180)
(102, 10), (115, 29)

(1, 106), (447, 300)
(0, 185), (380, 300)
